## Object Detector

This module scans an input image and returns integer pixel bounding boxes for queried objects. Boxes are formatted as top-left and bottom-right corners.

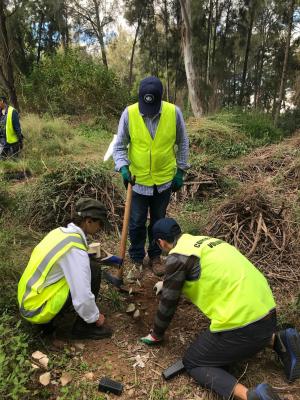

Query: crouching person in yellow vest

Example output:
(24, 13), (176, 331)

(18, 198), (112, 340)
(141, 218), (300, 400)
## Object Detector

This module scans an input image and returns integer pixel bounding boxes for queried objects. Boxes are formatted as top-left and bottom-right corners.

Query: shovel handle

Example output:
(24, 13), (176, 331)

(116, 182), (133, 279)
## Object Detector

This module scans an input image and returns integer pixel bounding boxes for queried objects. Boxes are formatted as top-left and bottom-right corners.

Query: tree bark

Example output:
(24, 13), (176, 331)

(238, 1), (255, 106)
(179, 0), (203, 117)
(129, 15), (142, 89)
(274, 0), (295, 126)
(163, 0), (170, 101)
(92, 0), (108, 68)
(205, 0), (213, 84)
(0, 0), (19, 110)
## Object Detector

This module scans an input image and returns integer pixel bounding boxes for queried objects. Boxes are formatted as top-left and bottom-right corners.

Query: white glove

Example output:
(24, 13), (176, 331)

(153, 281), (164, 296)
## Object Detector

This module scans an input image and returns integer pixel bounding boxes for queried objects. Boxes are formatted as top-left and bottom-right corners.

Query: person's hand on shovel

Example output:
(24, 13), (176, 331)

(120, 166), (135, 189)
(140, 331), (162, 345)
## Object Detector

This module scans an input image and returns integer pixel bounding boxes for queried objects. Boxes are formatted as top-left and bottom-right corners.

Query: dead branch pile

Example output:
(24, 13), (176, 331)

(174, 167), (224, 201)
(24, 163), (124, 232)
(227, 145), (300, 183)
(207, 189), (300, 286)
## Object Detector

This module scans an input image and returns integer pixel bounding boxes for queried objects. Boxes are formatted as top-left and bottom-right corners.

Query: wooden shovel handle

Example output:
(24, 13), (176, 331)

(120, 183), (133, 259)
(116, 183), (133, 279)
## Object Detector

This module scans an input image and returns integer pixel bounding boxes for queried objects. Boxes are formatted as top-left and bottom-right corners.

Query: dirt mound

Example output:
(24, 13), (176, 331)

(23, 163), (124, 231)
(226, 135), (300, 184)
(206, 188), (300, 287)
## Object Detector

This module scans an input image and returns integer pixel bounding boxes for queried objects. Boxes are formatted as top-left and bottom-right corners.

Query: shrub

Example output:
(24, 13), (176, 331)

(0, 315), (30, 400)
(188, 117), (253, 159)
(23, 48), (130, 116)
(211, 109), (282, 143)
(20, 162), (124, 231)
(278, 108), (300, 135)
(21, 114), (82, 158)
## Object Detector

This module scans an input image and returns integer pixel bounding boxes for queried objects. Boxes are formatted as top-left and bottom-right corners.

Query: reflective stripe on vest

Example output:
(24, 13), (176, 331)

(6, 106), (18, 144)
(169, 234), (276, 332)
(128, 101), (176, 186)
(18, 228), (87, 324)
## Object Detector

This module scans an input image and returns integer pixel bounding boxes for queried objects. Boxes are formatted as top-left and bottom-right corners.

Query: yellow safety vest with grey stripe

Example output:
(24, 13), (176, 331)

(128, 101), (177, 186)
(18, 228), (88, 324)
(6, 106), (19, 144)
(169, 234), (276, 332)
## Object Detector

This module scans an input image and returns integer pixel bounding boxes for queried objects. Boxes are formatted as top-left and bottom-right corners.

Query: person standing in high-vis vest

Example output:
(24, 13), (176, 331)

(113, 77), (189, 276)
(0, 96), (23, 159)
(18, 198), (112, 340)
(141, 218), (300, 400)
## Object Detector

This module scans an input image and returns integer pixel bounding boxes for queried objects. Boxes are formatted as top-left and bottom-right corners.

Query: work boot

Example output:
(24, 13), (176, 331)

(247, 383), (281, 400)
(149, 257), (165, 277)
(273, 327), (300, 381)
(71, 318), (113, 340)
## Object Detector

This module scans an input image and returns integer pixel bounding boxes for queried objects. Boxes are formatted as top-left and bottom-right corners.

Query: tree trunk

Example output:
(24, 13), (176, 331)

(179, 0), (203, 117)
(98, 28), (108, 68)
(129, 16), (142, 89)
(163, 0), (170, 101)
(0, 0), (19, 110)
(212, 0), (219, 71)
(274, 0), (295, 126)
(37, 12), (44, 64)
(93, 0), (108, 68)
(205, 0), (213, 84)
(238, 2), (255, 106)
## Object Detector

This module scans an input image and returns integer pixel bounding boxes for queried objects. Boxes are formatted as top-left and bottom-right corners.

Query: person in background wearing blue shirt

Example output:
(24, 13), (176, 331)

(113, 76), (189, 276)
(0, 96), (23, 159)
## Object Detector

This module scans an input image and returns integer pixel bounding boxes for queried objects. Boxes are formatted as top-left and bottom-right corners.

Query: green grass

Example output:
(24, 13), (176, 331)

(0, 315), (30, 400)
(187, 109), (283, 162)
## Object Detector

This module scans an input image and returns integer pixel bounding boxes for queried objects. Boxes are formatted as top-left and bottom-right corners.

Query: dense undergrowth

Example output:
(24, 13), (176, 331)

(0, 109), (299, 399)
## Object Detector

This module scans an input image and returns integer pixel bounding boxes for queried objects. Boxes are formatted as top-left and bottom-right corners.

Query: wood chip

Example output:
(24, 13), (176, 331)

(133, 309), (140, 319)
(60, 372), (73, 386)
(83, 372), (94, 381)
(39, 372), (51, 386)
(126, 303), (136, 313)
(32, 351), (47, 361)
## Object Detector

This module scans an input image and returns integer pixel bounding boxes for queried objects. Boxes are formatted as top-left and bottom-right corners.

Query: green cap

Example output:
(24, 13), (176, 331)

(75, 198), (107, 221)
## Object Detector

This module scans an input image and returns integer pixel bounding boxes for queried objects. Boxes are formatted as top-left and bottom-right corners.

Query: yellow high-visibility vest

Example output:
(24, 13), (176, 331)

(128, 101), (177, 186)
(6, 106), (18, 144)
(169, 234), (276, 332)
(18, 228), (87, 324)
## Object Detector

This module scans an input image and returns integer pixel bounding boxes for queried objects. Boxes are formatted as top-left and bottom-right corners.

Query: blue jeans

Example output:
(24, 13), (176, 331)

(129, 187), (172, 262)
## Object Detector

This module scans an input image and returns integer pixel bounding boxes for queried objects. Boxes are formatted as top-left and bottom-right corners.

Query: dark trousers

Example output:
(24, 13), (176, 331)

(129, 187), (172, 262)
(183, 312), (277, 399)
(40, 258), (102, 332)
(0, 142), (21, 159)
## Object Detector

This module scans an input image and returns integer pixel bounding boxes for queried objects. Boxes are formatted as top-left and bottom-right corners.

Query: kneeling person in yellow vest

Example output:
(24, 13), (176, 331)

(18, 198), (112, 340)
(141, 218), (300, 400)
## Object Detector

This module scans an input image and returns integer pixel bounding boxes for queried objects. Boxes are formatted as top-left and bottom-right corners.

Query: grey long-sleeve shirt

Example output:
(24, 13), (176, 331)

(41, 223), (99, 323)
(113, 105), (189, 196)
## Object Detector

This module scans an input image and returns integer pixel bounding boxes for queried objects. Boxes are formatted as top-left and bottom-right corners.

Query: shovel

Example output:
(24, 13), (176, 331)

(101, 182), (134, 290)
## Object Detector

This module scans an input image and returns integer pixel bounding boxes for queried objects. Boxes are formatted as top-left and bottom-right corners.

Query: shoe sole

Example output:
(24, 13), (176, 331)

(285, 328), (300, 381)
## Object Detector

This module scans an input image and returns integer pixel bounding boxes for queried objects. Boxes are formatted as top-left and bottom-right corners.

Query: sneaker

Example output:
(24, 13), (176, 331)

(273, 328), (300, 381)
(71, 318), (113, 340)
(149, 257), (165, 277)
(247, 383), (281, 400)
